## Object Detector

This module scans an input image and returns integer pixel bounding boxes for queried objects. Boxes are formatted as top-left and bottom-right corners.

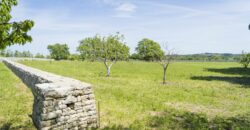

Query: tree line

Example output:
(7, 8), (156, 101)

(0, 50), (46, 58)
(174, 53), (241, 62)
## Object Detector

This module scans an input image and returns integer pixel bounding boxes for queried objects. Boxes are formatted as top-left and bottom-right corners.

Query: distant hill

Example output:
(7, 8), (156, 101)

(175, 53), (241, 62)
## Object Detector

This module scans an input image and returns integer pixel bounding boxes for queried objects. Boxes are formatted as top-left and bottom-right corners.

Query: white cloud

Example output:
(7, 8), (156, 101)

(97, 0), (137, 18)
(116, 3), (137, 12)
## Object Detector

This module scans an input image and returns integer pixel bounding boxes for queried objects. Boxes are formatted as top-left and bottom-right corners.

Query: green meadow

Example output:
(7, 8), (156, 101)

(0, 63), (35, 130)
(2, 60), (250, 129)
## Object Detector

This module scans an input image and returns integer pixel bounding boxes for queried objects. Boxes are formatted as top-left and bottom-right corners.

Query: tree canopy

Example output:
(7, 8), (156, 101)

(0, 0), (34, 49)
(136, 38), (164, 61)
(47, 43), (70, 60)
(77, 33), (130, 76)
(77, 33), (130, 62)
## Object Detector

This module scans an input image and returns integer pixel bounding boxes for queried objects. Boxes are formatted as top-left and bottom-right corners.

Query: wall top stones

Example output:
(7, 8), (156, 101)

(3, 59), (91, 97)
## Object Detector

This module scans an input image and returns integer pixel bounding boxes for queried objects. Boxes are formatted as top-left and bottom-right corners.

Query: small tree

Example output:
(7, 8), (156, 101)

(22, 51), (33, 57)
(5, 50), (13, 57)
(240, 52), (250, 69)
(0, 0), (34, 49)
(68, 54), (80, 61)
(77, 33), (130, 77)
(136, 38), (164, 61)
(160, 45), (175, 84)
(130, 53), (140, 60)
(14, 50), (21, 57)
(35, 53), (45, 58)
(0, 49), (6, 56)
(47, 43), (70, 60)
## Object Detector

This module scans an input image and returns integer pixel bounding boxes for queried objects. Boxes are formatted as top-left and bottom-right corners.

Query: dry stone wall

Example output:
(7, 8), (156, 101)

(3, 59), (98, 130)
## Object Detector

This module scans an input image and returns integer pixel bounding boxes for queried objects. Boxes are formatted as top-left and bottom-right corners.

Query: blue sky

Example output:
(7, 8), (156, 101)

(8, 0), (250, 54)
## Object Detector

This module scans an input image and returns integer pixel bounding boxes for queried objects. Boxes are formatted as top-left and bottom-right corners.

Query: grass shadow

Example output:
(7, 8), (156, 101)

(205, 67), (250, 76)
(98, 125), (135, 130)
(191, 76), (250, 87)
(147, 109), (250, 130)
(0, 123), (11, 130)
(95, 108), (250, 130)
(0, 121), (34, 130)
(190, 67), (250, 87)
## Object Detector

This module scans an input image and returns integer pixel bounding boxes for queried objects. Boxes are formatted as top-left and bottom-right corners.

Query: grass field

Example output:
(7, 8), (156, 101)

(18, 60), (250, 129)
(2, 60), (250, 129)
(0, 63), (35, 130)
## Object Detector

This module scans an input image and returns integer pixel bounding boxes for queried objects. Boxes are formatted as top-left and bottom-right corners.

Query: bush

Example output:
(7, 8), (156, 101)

(240, 52), (250, 68)
(68, 54), (80, 61)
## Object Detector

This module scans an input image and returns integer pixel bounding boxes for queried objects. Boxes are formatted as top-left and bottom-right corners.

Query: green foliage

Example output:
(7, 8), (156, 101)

(130, 53), (140, 60)
(175, 53), (241, 62)
(0, 49), (5, 56)
(47, 43), (70, 60)
(77, 35), (102, 61)
(20, 51), (32, 57)
(77, 33), (130, 62)
(77, 33), (130, 76)
(35, 53), (45, 58)
(46, 55), (51, 59)
(68, 54), (80, 61)
(240, 52), (250, 68)
(0, 0), (34, 49)
(5, 49), (13, 57)
(136, 38), (164, 61)
(1, 50), (33, 57)
(131, 52), (241, 62)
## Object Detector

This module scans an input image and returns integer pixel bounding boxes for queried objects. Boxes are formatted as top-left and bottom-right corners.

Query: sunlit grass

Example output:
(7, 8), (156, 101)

(0, 63), (34, 129)
(17, 60), (250, 129)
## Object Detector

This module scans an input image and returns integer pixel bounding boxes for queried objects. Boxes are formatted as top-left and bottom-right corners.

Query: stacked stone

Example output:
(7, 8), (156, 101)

(3, 59), (98, 130)
(32, 84), (97, 129)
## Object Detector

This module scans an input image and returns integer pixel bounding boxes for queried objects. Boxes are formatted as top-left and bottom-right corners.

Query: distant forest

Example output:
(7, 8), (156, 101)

(131, 53), (241, 62)
(174, 53), (241, 62)
(0, 50), (241, 62)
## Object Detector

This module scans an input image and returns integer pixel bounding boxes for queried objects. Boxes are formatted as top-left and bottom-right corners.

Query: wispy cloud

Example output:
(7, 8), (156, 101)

(97, 0), (137, 18)
(116, 3), (137, 12)
(114, 2), (137, 18)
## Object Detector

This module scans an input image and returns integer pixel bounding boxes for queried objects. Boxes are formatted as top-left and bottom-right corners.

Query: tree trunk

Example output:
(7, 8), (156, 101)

(107, 66), (111, 77)
(104, 60), (114, 77)
(163, 67), (167, 84)
(244, 62), (248, 69)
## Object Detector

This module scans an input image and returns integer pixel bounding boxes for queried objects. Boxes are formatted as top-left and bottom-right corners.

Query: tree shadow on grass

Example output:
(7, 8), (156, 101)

(191, 76), (250, 87)
(95, 109), (250, 130)
(95, 120), (144, 130)
(0, 121), (34, 130)
(190, 67), (250, 87)
(98, 125), (136, 130)
(147, 109), (250, 130)
(205, 67), (250, 76)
